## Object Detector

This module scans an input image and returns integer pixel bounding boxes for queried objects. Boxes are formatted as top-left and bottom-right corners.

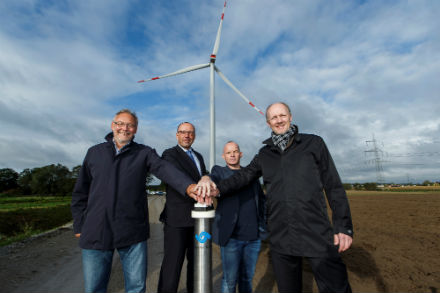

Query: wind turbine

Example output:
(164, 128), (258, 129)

(138, 1), (264, 169)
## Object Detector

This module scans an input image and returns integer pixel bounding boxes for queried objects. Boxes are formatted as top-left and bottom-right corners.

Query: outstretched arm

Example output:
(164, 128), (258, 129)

(216, 154), (262, 195)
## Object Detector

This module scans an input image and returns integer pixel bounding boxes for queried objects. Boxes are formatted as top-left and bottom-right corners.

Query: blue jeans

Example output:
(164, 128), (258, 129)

(82, 241), (148, 293)
(220, 238), (261, 293)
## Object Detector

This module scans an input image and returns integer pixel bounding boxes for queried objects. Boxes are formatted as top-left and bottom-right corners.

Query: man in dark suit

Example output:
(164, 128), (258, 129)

(157, 122), (208, 293)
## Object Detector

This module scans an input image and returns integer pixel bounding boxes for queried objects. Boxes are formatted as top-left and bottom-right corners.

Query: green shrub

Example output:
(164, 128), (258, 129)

(364, 182), (378, 191)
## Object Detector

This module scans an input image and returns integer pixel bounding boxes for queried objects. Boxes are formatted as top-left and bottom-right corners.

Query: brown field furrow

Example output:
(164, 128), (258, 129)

(0, 191), (439, 292)
(342, 191), (440, 292)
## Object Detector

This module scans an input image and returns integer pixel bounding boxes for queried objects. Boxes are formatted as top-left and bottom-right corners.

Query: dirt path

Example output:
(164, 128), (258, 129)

(0, 193), (439, 293)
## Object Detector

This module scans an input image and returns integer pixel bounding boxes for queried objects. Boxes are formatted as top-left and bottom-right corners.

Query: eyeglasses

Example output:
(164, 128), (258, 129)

(113, 121), (136, 129)
(177, 130), (195, 136)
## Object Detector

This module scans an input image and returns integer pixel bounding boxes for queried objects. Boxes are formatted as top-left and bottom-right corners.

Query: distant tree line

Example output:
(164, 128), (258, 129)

(343, 183), (378, 191)
(421, 180), (435, 186)
(0, 165), (155, 196)
(343, 180), (439, 191)
(0, 165), (80, 196)
(3, 164), (436, 196)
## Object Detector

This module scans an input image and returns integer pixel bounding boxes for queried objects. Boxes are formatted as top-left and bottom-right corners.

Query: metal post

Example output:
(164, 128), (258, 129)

(209, 62), (216, 171)
(192, 203), (215, 293)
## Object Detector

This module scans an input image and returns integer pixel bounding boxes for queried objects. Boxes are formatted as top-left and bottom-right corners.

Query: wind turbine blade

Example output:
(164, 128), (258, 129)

(211, 1), (227, 59)
(215, 66), (265, 116)
(138, 63), (210, 83)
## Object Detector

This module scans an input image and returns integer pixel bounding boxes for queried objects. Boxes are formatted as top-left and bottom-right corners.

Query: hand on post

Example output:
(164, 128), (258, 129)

(208, 185), (219, 197)
(186, 184), (199, 201)
(196, 176), (213, 197)
(195, 176), (219, 205)
(186, 182), (214, 205)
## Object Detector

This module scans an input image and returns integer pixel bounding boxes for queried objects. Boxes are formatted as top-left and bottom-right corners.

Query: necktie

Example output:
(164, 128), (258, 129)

(187, 150), (196, 165)
(187, 150), (202, 175)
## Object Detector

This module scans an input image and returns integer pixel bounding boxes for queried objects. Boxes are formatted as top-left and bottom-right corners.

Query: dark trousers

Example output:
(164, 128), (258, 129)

(271, 250), (352, 293)
(158, 225), (194, 293)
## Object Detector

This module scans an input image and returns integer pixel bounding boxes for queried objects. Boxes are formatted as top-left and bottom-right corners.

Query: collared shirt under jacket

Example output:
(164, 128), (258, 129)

(71, 133), (194, 250)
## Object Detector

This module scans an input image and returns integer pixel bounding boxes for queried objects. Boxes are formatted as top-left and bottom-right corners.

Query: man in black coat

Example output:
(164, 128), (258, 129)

(71, 110), (203, 293)
(209, 102), (353, 293)
(157, 122), (208, 293)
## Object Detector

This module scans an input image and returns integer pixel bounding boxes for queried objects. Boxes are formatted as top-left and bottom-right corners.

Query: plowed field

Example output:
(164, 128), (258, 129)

(251, 191), (440, 292)
(1, 191), (439, 292)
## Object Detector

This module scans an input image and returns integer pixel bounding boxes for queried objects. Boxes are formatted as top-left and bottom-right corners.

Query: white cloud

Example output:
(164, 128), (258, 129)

(0, 0), (439, 183)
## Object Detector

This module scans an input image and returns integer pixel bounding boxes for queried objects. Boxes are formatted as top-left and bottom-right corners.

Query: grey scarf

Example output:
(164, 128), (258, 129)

(271, 125), (297, 151)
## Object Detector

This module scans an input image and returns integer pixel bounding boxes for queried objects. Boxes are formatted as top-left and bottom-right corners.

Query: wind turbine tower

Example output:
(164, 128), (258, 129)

(138, 1), (264, 169)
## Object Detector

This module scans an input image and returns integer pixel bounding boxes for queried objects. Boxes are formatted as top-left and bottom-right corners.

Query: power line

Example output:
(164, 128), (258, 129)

(364, 134), (385, 184)
(387, 151), (440, 157)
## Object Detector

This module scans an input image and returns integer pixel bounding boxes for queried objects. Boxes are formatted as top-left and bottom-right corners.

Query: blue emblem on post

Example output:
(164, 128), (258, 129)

(195, 231), (211, 243)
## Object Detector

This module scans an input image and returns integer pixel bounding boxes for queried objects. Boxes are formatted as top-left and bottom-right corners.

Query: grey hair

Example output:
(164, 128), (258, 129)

(115, 109), (138, 126)
(177, 122), (196, 133)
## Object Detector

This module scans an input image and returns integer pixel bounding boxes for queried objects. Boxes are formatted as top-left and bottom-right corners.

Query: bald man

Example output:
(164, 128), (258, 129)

(210, 141), (267, 293)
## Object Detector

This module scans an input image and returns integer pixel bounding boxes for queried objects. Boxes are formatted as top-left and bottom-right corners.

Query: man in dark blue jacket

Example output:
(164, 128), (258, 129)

(71, 109), (202, 293)
(210, 141), (267, 293)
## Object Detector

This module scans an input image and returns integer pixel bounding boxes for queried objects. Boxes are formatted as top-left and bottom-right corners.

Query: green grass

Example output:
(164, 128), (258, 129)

(0, 195), (72, 247)
(0, 228), (44, 247)
(0, 196), (71, 211)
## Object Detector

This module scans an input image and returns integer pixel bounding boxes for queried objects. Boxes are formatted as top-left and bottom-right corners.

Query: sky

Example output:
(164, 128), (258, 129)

(1, 0), (439, 184)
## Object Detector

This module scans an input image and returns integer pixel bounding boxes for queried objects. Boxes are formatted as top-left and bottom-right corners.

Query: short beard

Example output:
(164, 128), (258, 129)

(115, 134), (132, 146)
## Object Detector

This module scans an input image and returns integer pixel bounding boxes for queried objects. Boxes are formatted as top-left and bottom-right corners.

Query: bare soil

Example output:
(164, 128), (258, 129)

(0, 192), (439, 292)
